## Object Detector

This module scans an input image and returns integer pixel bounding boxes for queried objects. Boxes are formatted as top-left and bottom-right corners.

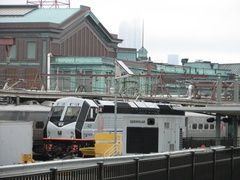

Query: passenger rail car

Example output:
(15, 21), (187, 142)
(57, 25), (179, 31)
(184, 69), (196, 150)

(43, 97), (185, 157)
(0, 101), (51, 153)
(185, 112), (228, 138)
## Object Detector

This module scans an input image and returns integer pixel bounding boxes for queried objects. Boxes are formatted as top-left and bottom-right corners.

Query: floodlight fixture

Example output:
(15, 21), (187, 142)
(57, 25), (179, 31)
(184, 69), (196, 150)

(115, 60), (134, 79)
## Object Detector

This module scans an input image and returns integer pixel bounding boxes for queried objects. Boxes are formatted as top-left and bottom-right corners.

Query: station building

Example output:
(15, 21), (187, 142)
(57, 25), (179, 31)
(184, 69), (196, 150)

(0, 5), (239, 97)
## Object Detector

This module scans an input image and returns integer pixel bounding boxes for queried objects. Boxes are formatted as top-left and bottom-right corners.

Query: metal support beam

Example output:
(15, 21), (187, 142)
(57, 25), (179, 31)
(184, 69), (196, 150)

(216, 113), (221, 145)
(114, 79), (118, 144)
(233, 116), (239, 147)
(0, 37), (15, 45)
(216, 73), (222, 103)
(234, 75), (239, 103)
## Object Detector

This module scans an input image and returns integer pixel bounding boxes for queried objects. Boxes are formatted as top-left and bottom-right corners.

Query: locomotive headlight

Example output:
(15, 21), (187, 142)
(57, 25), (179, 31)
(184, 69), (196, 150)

(71, 131), (74, 139)
(48, 131), (51, 139)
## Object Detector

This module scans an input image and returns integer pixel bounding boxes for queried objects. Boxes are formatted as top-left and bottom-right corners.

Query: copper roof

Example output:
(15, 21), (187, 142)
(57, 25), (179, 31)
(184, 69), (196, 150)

(0, 5), (79, 24)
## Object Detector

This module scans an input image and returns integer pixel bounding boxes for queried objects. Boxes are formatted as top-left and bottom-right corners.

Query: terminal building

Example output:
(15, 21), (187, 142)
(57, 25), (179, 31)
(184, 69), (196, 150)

(0, 5), (240, 98)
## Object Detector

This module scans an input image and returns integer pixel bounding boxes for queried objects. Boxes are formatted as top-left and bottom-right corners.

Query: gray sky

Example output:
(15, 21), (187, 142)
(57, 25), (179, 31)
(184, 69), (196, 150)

(2, 0), (240, 64)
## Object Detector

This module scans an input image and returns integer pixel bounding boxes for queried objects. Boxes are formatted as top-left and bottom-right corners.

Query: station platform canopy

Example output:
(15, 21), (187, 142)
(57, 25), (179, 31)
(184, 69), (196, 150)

(173, 104), (240, 116)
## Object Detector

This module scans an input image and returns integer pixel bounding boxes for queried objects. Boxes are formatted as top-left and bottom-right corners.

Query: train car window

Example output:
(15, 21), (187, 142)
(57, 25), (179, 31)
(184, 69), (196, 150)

(192, 124), (197, 129)
(86, 107), (98, 122)
(210, 124), (215, 129)
(36, 121), (44, 129)
(50, 106), (64, 122)
(63, 107), (81, 122)
(198, 124), (203, 129)
(204, 124), (209, 129)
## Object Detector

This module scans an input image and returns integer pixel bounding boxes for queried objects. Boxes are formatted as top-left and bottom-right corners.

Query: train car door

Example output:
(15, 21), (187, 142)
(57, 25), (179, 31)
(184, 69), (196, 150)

(162, 120), (176, 152)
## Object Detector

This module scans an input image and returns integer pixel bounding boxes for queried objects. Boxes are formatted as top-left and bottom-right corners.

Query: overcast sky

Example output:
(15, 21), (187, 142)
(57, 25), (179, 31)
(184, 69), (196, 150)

(2, 0), (240, 64)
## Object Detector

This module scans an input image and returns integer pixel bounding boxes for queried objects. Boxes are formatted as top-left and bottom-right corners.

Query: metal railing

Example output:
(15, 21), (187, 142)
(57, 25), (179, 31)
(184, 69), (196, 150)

(103, 139), (122, 157)
(2, 147), (240, 180)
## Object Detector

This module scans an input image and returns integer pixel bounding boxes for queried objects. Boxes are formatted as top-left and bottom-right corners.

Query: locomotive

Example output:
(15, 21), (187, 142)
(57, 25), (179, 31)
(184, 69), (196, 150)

(43, 97), (185, 157)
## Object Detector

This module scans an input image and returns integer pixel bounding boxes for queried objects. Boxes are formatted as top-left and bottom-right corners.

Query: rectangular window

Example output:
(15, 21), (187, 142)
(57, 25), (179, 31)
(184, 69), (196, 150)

(50, 106), (65, 122)
(192, 124), (197, 129)
(63, 106), (81, 122)
(86, 107), (98, 122)
(164, 122), (170, 129)
(10, 45), (16, 59)
(27, 42), (36, 59)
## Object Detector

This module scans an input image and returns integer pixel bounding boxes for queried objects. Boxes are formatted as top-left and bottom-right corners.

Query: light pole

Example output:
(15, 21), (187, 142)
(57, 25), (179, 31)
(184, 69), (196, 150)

(114, 60), (134, 144)
(47, 53), (53, 91)
(114, 78), (118, 144)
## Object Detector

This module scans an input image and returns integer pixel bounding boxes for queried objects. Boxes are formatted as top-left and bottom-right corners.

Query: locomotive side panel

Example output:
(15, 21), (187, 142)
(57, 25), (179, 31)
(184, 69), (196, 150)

(122, 114), (185, 154)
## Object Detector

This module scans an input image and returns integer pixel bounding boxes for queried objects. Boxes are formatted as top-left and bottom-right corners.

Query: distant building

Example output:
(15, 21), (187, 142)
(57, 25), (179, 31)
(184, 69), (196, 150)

(168, 54), (179, 65)
(0, 4), (238, 97)
(137, 46), (149, 61)
(0, 5), (122, 89)
(118, 18), (142, 50)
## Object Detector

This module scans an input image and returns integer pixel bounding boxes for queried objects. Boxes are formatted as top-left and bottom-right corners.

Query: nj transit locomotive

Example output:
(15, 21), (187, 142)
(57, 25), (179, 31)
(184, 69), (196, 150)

(43, 97), (185, 157)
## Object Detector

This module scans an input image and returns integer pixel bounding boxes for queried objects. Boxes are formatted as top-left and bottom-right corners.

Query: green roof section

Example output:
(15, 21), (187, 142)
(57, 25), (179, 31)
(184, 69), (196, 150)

(0, 8), (80, 24)
(85, 11), (100, 25)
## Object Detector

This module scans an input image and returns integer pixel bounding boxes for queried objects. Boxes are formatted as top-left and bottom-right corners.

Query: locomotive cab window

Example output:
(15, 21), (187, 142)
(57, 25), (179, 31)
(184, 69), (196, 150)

(63, 107), (81, 122)
(86, 107), (98, 122)
(50, 106), (64, 122)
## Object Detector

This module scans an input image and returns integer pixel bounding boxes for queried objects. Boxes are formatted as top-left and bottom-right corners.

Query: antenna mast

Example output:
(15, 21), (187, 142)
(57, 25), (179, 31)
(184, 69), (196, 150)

(142, 20), (144, 47)
(27, 0), (70, 8)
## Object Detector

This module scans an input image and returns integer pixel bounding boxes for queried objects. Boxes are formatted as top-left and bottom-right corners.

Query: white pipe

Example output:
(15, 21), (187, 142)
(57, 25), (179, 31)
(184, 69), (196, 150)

(188, 84), (193, 99)
(47, 53), (53, 91)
